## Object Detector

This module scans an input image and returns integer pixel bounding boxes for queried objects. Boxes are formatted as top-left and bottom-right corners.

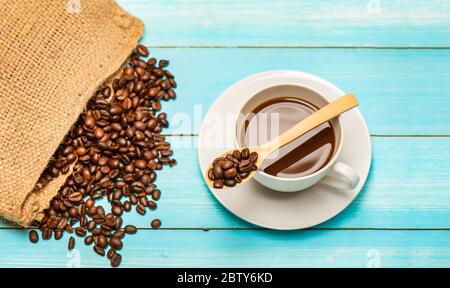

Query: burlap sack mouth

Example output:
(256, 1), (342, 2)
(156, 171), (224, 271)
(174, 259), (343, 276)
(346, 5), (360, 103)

(0, 0), (143, 226)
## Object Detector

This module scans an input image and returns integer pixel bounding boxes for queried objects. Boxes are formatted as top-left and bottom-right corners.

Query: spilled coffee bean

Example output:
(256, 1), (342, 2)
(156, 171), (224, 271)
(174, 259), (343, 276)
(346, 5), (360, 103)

(68, 237), (75, 250)
(151, 218), (161, 229)
(111, 253), (122, 267)
(208, 148), (258, 189)
(29, 230), (39, 243)
(29, 45), (177, 267)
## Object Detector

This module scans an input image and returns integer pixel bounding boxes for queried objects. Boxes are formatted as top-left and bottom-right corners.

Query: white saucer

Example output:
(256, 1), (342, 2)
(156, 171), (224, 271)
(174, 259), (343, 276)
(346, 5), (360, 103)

(198, 70), (372, 230)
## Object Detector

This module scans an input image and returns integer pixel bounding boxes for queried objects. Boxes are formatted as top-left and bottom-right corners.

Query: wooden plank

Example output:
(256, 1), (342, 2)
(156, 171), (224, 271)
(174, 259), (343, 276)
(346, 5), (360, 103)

(145, 48), (450, 135)
(118, 0), (450, 47)
(0, 229), (449, 267)
(2, 136), (449, 229)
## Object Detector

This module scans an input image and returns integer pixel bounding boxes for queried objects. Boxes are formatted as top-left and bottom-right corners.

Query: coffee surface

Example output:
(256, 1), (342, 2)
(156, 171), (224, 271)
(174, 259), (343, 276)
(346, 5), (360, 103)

(241, 97), (335, 178)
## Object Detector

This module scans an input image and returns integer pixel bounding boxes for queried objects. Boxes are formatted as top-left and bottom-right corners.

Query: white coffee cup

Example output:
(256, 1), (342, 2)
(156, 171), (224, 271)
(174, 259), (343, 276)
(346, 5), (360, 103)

(234, 77), (359, 192)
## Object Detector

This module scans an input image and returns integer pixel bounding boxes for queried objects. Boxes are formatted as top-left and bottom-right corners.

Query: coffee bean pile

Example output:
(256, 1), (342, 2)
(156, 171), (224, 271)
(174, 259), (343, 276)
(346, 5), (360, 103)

(208, 148), (258, 188)
(28, 45), (176, 267)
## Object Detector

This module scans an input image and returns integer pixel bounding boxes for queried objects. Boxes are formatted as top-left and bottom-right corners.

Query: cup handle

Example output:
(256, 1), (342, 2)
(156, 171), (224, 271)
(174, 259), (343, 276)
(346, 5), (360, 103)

(320, 162), (360, 190)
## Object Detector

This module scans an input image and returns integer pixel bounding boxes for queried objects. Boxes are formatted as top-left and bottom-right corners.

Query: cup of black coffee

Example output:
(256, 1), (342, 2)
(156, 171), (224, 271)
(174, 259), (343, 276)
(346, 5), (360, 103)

(235, 81), (359, 192)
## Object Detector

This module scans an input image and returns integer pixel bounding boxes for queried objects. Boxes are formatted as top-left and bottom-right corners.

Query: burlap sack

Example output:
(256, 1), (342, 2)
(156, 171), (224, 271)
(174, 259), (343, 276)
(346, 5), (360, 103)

(0, 0), (143, 226)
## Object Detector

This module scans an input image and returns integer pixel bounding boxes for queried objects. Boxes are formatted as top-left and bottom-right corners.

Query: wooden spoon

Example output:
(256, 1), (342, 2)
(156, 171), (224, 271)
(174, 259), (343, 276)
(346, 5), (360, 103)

(205, 93), (359, 189)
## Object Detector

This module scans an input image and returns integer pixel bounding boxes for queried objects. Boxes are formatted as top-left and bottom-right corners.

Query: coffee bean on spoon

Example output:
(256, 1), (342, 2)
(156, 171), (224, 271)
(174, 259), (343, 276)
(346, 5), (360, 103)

(213, 179), (224, 189)
(241, 148), (250, 159)
(224, 178), (236, 187)
(213, 165), (223, 178)
(208, 169), (215, 180)
(224, 167), (237, 178)
(209, 148), (258, 189)
(249, 152), (258, 163)
(221, 161), (234, 170)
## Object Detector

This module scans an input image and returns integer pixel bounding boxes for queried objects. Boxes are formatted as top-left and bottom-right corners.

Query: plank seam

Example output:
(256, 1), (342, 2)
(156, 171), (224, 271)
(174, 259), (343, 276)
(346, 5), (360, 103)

(3, 227), (450, 231)
(146, 45), (450, 50)
(162, 134), (450, 138)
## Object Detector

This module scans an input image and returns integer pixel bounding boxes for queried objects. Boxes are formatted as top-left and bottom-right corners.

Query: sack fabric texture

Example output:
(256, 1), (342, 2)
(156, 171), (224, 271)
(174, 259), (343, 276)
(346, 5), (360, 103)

(0, 0), (143, 226)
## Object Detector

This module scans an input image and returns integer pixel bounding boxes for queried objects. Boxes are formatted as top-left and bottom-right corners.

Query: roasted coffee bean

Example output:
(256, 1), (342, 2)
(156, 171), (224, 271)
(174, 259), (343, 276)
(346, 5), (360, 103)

(135, 159), (147, 170)
(92, 228), (102, 237)
(139, 196), (148, 207)
(226, 154), (239, 164)
(113, 230), (126, 239)
(54, 230), (63, 241)
(152, 189), (161, 201)
(224, 167), (237, 179)
(221, 161), (234, 170)
(96, 235), (108, 248)
(87, 221), (96, 231)
(93, 214), (105, 224)
(68, 237), (75, 250)
(84, 235), (94, 245)
(84, 115), (95, 128)
(249, 152), (258, 163)
(123, 67), (135, 77)
(239, 160), (250, 169)
(136, 45), (149, 57)
(112, 205), (123, 216)
(68, 192), (82, 203)
(121, 98), (132, 110)
(209, 148), (258, 188)
(102, 87), (112, 98)
(124, 225), (137, 234)
(213, 179), (224, 189)
(42, 229), (52, 240)
(213, 165), (223, 178)
(240, 172), (250, 179)
(232, 150), (241, 160)
(123, 201), (131, 212)
(239, 164), (253, 173)
(94, 245), (105, 256)
(151, 219), (161, 229)
(107, 248), (116, 260)
(66, 225), (74, 234)
(76, 146), (87, 156)
(241, 148), (250, 159)
(111, 253), (122, 267)
(224, 179), (237, 187)
(34, 44), (176, 268)
(147, 57), (157, 66)
(75, 227), (87, 237)
(159, 59), (169, 67)
(136, 204), (146, 215)
(208, 168), (215, 180)
(109, 237), (123, 250)
(147, 200), (157, 210)
(62, 146), (74, 156)
(129, 194), (138, 205)
(87, 206), (97, 217)
(29, 230), (39, 243)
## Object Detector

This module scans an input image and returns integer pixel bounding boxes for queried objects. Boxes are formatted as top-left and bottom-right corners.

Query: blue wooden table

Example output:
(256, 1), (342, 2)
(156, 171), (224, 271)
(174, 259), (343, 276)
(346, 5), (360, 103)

(1, 0), (450, 267)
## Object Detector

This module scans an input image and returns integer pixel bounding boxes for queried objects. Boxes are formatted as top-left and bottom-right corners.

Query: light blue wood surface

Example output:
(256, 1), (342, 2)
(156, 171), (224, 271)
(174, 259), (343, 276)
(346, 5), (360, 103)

(1, 229), (450, 268)
(1, 0), (449, 267)
(121, 0), (450, 47)
(3, 137), (449, 229)
(148, 48), (450, 135)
